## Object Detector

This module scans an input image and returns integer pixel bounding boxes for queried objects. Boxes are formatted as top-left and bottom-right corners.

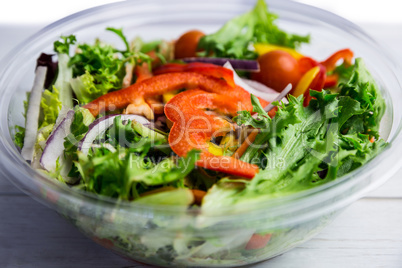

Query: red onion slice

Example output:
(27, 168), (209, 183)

(181, 57), (260, 72)
(223, 62), (279, 102)
(241, 79), (278, 94)
(78, 114), (150, 155)
(89, 143), (117, 153)
(40, 109), (75, 171)
(261, 83), (292, 114)
(21, 66), (47, 161)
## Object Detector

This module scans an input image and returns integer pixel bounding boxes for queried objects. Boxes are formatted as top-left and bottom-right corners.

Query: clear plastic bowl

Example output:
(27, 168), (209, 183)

(0, 0), (401, 267)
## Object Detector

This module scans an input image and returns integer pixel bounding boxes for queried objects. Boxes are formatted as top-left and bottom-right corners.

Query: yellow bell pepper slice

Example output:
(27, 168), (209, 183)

(254, 43), (304, 59)
(292, 66), (320, 97)
(208, 142), (224, 156)
(163, 90), (179, 103)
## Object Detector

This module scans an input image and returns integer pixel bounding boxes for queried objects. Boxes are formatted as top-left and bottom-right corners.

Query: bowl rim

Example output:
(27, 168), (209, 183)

(0, 0), (402, 222)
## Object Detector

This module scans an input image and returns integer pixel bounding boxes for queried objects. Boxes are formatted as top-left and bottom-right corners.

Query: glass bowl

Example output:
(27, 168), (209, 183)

(0, 0), (401, 267)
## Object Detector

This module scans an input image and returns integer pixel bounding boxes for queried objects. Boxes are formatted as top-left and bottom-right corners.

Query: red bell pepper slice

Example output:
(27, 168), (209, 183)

(134, 63), (164, 114)
(298, 48), (353, 97)
(303, 64), (326, 106)
(298, 56), (318, 74)
(320, 48), (353, 72)
(135, 62), (153, 83)
(165, 88), (260, 179)
(297, 56), (327, 106)
(323, 74), (339, 88)
(84, 72), (242, 117)
(154, 62), (236, 88)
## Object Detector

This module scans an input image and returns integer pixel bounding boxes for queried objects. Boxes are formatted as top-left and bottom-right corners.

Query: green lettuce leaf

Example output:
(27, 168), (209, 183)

(106, 115), (169, 153)
(202, 59), (387, 211)
(70, 71), (105, 104)
(197, 0), (309, 59)
(133, 188), (194, 206)
(54, 35), (76, 54)
(68, 28), (151, 104)
(339, 58), (386, 138)
(14, 126), (25, 149)
(71, 115), (188, 197)
(39, 87), (62, 129)
(106, 27), (130, 52)
(131, 37), (173, 64)
(75, 147), (199, 201)
(233, 94), (271, 129)
(108, 115), (144, 149)
(39, 158), (68, 183)
(13, 92), (30, 148)
(332, 63), (354, 87)
(69, 40), (124, 102)
(64, 107), (95, 157)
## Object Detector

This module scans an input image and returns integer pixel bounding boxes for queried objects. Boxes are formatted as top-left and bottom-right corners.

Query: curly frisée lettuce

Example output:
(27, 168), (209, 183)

(14, 28), (155, 150)
(39, 87), (62, 129)
(339, 58), (385, 139)
(69, 28), (151, 103)
(74, 116), (199, 200)
(206, 58), (386, 212)
(197, 0), (310, 59)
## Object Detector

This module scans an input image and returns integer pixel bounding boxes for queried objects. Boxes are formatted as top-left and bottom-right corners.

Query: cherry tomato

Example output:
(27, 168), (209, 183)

(174, 30), (205, 59)
(251, 50), (301, 92)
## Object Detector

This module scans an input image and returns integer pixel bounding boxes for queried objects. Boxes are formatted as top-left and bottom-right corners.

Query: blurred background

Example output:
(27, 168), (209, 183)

(1, 0), (401, 25)
(298, 0), (401, 24)
(0, 0), (401, 61)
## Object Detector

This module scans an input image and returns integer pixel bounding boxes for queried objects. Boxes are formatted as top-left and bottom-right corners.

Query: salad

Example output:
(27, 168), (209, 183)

(14, 0), (386, 265)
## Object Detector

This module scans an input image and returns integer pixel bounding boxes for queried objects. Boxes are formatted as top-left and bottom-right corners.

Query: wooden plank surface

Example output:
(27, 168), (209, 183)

(0, 195), (134, 268)
(254, 198), (402, 268)
(1, 195), (402, 268)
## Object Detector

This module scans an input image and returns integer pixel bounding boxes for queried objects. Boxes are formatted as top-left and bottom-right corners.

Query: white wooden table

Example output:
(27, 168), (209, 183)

(1, 23), (401, 268)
